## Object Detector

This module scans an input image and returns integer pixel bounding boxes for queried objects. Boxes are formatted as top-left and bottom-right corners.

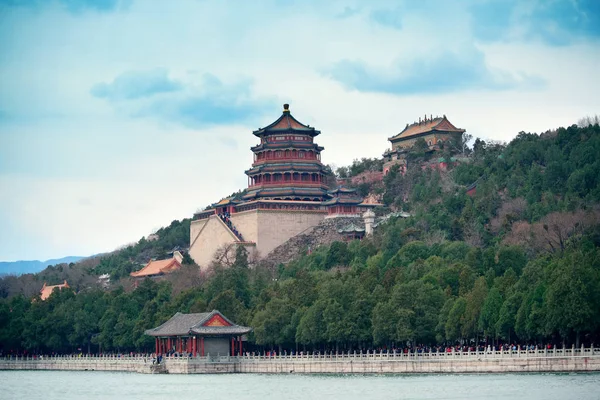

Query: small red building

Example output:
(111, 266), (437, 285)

(145, 310), (251, 357)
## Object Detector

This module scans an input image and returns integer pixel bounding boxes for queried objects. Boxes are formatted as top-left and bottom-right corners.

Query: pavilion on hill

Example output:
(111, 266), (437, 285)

(383, 114), (465, 175)
(145, 310), (251, 357)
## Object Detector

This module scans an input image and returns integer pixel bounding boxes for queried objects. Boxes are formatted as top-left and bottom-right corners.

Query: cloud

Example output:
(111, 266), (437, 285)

(326, 48), (545, 95)
(91, 68), (182, 100)
(336, 6), (361, 19)
(1, 0), (128, 13)
(93, 71), (273, 128)
(471, 0), (600, 46)
(369, 7), (403, 29)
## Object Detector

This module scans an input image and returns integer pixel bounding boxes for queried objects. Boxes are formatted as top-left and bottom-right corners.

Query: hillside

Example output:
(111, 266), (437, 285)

(1, 123), (599, 354)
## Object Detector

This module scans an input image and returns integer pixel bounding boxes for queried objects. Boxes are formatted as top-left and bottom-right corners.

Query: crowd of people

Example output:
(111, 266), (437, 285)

(218, 212), (244, 241)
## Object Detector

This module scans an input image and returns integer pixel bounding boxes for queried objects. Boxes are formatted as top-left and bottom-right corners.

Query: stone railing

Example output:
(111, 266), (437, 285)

(238, 346), (600, 362)
(0, 354), (150, 363)
(2, 346), (599, 374)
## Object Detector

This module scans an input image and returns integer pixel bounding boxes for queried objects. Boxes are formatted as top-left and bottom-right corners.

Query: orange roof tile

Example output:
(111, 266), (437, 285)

(389, 116), (465, 142)
(130, 257), (181, 278)
(40, 280), (69, 301)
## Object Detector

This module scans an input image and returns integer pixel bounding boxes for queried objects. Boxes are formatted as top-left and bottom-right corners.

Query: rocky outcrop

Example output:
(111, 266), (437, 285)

(264, 216), (364, 266)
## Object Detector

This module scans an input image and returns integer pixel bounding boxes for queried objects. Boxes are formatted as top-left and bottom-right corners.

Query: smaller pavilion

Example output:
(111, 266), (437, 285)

(383, 114), (465, 175)
(130, 251), (183, 281)
(323, 187), (379, 218)
(145, 310), (251, 357)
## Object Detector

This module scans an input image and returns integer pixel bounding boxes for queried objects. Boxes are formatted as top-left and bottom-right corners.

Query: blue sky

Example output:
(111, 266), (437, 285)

(0, 0), (599, 261)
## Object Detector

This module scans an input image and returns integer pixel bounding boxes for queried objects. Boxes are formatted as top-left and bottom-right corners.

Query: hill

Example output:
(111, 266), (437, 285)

(0, 256), (85, 276)
(0, 123), (599, 355)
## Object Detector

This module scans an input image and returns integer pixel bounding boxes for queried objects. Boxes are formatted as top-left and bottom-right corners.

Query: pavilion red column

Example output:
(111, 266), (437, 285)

(238, 336), (242, 355)
(192, 337), (196, 357)
(200, 337), (204, 356)
(231, 337), (235, 356)
(155, 338), (159, 354)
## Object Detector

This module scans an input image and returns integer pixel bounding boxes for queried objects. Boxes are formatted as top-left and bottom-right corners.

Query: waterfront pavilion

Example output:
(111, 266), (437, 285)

(145, 310), (252, 357)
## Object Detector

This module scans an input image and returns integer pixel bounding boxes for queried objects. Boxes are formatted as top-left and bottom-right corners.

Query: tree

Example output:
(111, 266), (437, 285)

(545, 249), (600, 346)
(296, 299), (328, 347)
(462, 277), (488, 339)
(252, 298), (296, 350)
(479, 287), (503, 341)
(445, 297), (467, 341)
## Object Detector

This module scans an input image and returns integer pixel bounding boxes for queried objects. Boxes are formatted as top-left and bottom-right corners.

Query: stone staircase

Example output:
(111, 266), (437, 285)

(217, 214), (245, 242)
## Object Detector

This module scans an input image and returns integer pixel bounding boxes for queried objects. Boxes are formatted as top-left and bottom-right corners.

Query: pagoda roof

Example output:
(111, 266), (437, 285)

(328, 187), (358, 195)
(130, 256), (181, 278)
(145, 310), (252, 337)
(253, 104), (320, 137)
(322, 197), (363, 206)
(243, 186), (328, 199)
(213, 197), (240, 207)
(251, 142), (324, 152)
(338, 224), (365, 234)
(246, 163), (324, 175)
(389, 115), (465, 142)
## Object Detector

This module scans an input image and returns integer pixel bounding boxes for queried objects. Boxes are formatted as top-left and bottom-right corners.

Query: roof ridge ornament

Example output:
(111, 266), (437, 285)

(283, 103), (290, 113)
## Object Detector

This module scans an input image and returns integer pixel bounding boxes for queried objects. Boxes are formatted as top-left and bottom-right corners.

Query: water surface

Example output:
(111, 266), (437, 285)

(2, 371), (599, 399)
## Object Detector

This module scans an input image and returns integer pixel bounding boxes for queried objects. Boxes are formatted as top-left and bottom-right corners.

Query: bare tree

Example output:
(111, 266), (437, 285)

(577, 114), (600, 127)
(489, 197), (527, 234)
(503, 209), (600, 254)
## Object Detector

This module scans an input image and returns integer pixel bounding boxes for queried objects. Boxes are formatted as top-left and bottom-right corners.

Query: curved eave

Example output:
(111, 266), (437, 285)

(245, 164), (326, 175)
(250, 143), (324, 151)
(253, 128), (321, 138)
(389, 128), (465, 143)
(243, 187), (329, 199)
(190, 326), (253, 336)
(252, 113), (320, 137)
(322, 198), (364, 206)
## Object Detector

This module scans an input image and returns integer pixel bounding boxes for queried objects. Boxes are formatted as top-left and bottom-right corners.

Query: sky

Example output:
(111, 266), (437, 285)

(0, 0), (599, 261)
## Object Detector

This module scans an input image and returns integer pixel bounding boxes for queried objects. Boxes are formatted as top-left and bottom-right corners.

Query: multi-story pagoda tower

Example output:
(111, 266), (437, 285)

(243, 104), (329, 201)
(189, 104), (379, 269)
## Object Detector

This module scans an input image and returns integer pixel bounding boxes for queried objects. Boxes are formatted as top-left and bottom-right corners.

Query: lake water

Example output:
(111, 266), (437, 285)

(2, 371), (599, 399)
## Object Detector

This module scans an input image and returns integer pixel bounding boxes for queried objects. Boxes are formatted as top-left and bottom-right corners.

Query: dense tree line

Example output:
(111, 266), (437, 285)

(1, 124), (599, 355)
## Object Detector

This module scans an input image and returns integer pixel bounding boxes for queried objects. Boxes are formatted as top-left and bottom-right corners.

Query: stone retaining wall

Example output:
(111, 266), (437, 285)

(239, 356), (600, 374)
(2, 349), (600, 375)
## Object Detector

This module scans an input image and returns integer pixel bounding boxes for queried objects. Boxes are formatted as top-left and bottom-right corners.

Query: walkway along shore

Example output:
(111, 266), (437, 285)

(1, 346), (600, 374)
